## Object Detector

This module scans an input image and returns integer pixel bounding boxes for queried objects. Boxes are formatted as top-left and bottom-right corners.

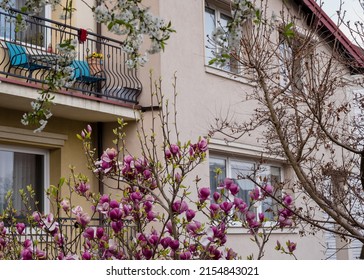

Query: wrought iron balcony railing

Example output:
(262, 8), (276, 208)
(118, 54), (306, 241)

(0, 9), (142, 104)
(20, 218), (136, 258)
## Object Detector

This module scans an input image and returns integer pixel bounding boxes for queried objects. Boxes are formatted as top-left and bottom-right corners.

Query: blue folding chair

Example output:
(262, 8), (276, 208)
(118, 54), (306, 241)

(71, 60), (106, 84)
(5, 41), (50, 80)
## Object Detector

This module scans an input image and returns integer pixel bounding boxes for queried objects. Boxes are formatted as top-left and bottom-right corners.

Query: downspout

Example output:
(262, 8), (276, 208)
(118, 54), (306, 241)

(96, 0), (102, 53)
(95, 1), (103, 195)
(97, 122), (104, 195)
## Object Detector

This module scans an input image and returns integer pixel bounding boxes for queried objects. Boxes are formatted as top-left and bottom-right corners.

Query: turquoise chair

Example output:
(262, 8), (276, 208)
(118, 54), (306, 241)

(5, 41), (50, 80)
(71, 60), (106, 84)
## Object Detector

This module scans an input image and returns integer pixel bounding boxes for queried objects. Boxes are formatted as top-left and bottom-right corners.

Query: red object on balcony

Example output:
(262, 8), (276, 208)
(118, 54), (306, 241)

(78, 28), (88, 43)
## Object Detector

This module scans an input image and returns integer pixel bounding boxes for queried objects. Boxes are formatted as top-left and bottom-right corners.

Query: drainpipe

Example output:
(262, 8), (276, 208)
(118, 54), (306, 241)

(97, 122), (104, 195)
(96, 1), (102, 52)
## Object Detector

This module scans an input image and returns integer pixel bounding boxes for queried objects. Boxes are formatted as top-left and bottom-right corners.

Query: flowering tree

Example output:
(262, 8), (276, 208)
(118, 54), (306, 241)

(208, 0), (364, 258)
(0, 76), (296, 260)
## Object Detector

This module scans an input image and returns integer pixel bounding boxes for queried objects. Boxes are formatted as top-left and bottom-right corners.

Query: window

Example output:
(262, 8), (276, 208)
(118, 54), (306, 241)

(0, 1), (50, 47)
(209, 156), (282, 220)
(204, 3), (239, 73)
(0, 145), (49, 216)
(279, 35), (307, 94)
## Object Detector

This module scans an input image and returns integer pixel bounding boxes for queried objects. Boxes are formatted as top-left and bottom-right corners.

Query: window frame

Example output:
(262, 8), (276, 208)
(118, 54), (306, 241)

(209, 154), (284, 224)
(204, 1), (240, 74)
(0, 3), (52, 49)
(0, 144), (50, 215)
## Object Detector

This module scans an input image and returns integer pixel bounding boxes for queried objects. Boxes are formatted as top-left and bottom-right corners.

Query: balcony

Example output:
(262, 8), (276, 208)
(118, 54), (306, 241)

(0, 9), (142, 105)
(18, 218), (136, 258)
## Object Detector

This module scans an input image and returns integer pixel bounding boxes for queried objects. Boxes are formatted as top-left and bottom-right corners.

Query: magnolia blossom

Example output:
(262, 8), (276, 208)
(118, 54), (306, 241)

(60, 199), (70, 212)
(198, 187), (211, 202)
(95, 148), (118, 174)
(16, 223), (26, 235)
(172, 200), (189, 214)
(287, 240), (297, 253)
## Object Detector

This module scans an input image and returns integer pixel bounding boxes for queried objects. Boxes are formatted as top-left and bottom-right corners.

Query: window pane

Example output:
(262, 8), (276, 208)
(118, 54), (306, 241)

(261, 166), (281, 220)
(204, 6), (216, 65)
(0, 150), (44, 216)
(231, 161), (255, 208)
(0, 0), (46, 46)
(209, 157), (226, 195)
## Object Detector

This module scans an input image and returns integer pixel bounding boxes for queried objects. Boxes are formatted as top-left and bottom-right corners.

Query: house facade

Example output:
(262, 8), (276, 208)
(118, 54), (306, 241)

(0, 0), (362, 259)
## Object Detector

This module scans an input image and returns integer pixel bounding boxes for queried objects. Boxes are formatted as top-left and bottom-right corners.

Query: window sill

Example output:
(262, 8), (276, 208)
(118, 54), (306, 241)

(227, 222), (298, 235)
(204, 65), (256, 87)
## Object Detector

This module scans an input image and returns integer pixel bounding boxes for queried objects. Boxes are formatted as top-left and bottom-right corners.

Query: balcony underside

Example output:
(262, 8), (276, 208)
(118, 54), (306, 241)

(0, 78), (140, 122)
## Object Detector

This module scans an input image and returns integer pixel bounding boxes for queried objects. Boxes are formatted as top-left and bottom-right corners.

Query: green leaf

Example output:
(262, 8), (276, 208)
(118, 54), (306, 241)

(58, 177), (65, 187)
(282, 22), (295, 39)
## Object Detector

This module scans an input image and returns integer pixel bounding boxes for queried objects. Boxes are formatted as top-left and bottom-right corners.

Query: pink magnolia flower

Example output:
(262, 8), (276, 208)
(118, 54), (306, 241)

(209, 203), (220, 216)
(166, 221), (173, 235)
(130, 191), (143, 202)
(165, 148), (172, 159)
(228, 183), (239, 196)
(233, 197), (247, 213)
(160, 237), (172, 249)
(109, 199), (120, 209)
(198, 187), (211, 202)
(75, 211), (91, 228)
(283, 194), (293, 206)
(142, 248), (153, 260)
(259, 212), (265, 222)
(213, 192), (221, 202)
(35, 249), (46, 260)
(169, 239), (180, 251)
(42, 213), (59, 233)
(109, 208), (123, 221)
(76, 182), (90, 194)
(287, 240), (297, 253)
(83, 227), (95, 240)
(185, 209), (196, 222)
(95, 148), (118, 173)
(262, 184), (274, 195)
(82, 250), (92, 260)
(23, 239), (32, 249)
(96, 227), (104, 239)
(32, 211), (41, 223)
(87, 124), (92, 133)
(180, 250), (192, 260)
(226, 248), (237, 260)
(223, 178), (234, 189)
(172, 200), (189, 214)
(147, 211), (157, 221)
(16, 223), (26, 235)
(219, 201), (233, 214)
(198, 138), (208, 152)
(111, 221), (123, 233)
(60, 199), (70, 212)
(249, 187), (260, 201)
(144, 200), (153, 212)
(175, 172), (182, 183)
(186, 220), (202, 236)
(170, 144), (180, 157)
(21, 248), (33, 260)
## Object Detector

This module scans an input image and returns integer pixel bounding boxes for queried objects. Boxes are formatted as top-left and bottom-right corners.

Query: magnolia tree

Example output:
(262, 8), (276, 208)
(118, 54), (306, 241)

(0, 78), (296, 260)
(207, 0), (364, 257)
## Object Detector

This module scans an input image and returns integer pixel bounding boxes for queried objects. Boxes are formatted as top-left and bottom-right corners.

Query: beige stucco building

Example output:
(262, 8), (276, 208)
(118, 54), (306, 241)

(0, 0), (362, 259)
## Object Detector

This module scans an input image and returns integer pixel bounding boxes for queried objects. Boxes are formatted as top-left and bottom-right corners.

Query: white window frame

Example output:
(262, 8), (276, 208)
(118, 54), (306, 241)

(209, 154), (284, 224)
(0, 3), (52, 49)
(204, 1), (240, 74)
(0, 144), (50, 214)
